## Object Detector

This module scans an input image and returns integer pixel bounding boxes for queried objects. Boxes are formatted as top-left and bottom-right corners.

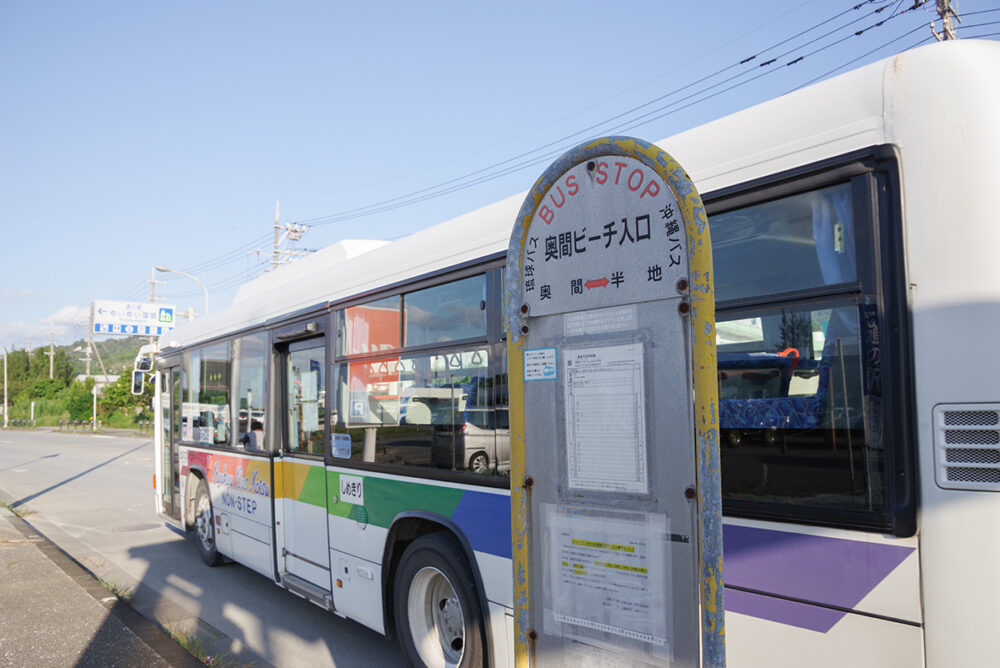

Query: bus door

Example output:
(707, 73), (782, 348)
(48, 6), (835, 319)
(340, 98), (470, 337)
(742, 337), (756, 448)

(158, 366), (181, 521)
(275, 328), (332, 598)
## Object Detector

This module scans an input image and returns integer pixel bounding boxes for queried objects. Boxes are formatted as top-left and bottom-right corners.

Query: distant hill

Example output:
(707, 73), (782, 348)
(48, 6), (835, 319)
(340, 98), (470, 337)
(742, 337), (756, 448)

(64, 335), (150, 376)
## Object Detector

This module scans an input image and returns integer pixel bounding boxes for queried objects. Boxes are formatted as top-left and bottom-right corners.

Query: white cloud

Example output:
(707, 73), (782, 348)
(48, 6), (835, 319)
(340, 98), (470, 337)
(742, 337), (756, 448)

(0, 287), (39, 303)
(0, 305), (91, 349)
(40, 305), (90, 326)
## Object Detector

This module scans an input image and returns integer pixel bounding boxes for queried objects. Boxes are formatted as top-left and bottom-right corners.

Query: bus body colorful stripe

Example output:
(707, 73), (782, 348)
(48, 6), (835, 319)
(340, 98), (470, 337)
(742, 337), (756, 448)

(723, 525), (915, 632)
(274, 460), (327, 508)
(230, 452), (916, 633)
(325, 470), (513, 559)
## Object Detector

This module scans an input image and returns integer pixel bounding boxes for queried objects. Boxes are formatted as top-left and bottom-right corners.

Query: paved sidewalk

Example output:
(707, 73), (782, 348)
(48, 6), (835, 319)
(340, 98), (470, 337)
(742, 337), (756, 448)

(0, 505), (202, 667)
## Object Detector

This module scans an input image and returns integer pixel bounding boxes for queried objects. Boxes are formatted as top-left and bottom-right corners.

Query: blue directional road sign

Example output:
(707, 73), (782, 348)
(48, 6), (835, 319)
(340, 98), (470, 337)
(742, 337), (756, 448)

(92, 300), (177, 336)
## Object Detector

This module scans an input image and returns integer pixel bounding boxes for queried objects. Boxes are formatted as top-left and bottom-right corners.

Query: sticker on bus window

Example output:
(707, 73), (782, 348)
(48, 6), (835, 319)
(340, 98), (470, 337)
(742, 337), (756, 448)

(332, 433), (352, 459)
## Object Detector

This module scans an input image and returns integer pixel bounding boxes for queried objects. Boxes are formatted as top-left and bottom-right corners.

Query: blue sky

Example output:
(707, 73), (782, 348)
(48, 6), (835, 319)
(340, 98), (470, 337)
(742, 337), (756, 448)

(2, 0), (997, 350)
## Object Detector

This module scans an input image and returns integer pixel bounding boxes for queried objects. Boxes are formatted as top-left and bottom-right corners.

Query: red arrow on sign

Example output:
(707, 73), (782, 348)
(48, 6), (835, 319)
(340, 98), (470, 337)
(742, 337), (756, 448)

(585, 277), (609, 290)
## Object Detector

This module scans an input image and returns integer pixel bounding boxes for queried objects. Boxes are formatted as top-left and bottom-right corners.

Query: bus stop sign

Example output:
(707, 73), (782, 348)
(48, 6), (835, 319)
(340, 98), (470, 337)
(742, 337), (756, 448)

(505, 137), (723, 667)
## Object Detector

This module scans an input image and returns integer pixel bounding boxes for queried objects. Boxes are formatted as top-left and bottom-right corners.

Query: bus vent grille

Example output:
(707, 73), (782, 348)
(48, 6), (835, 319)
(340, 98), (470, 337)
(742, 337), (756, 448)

(945, 429), (1000, 445)
(945, 467), (1000, 484)
(946, 448), (1000, 464)
(944, 410), (999, 426)
(935, 405), (1000, 491)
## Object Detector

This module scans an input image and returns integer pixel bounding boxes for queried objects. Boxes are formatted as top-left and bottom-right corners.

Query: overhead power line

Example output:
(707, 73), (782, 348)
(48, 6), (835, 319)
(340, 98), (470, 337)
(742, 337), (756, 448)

(146, 0), (983, 309)
(295, 1), (894, 227)
(178, 232), (274, 276)
(294, 3), (915, 229)
(293, 1), (916, 229)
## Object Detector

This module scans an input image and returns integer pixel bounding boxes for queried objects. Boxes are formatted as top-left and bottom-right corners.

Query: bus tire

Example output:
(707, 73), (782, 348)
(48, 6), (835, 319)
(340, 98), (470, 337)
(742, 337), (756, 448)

(393, 533), (486, 668)
(193, 478), (222, 567)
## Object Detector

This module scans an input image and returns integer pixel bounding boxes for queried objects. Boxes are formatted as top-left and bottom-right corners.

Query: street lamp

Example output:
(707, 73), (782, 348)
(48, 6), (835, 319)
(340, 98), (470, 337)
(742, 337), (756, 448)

(155, 266), (210, 316)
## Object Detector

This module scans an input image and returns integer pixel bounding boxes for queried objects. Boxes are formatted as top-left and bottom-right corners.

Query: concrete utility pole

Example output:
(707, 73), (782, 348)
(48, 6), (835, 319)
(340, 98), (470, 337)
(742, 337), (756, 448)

(148, 266), (164, 344)
(263, 199), (310, 270)
(149, 266), (165, 304)
(82, 340), (93, 377)
(932, 0), (960, 40)
(45, 332), (55, 379)
(86, 305), (95, 377)
(273, 199), (281, 270)
(86, 302), (106, 380)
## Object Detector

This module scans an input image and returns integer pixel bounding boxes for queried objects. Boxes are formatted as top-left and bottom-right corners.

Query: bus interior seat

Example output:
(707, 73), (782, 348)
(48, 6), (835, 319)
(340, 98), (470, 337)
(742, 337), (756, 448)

(720, 336), (842, 432)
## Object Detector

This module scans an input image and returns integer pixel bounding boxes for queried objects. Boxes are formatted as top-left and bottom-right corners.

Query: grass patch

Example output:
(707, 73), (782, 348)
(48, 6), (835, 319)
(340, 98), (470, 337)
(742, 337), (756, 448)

(0, 501), (32, 518)
(8, 397), (67, 423)
(167, 627), (239, 667)
(96, 577), (135, 604)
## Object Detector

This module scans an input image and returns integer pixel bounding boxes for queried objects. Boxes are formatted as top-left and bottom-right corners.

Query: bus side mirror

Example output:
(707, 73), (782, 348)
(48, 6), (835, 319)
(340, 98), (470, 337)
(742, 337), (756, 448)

(135, 356), (154, 372)
(131, 370), (146, 396)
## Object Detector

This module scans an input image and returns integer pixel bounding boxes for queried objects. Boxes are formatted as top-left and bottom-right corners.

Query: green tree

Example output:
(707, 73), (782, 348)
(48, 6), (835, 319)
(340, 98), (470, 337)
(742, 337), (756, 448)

(65, 377), (96, 420)
(51, 349), (73, 386)
(28, 377), (65, 400)
(30, 348), (49, 381)
(5, 350), (31, 399)
(99, 370), (153, 421)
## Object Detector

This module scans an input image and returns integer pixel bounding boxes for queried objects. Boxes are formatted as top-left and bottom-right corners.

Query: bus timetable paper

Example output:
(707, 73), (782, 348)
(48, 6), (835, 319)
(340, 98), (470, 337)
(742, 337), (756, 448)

(563, 342), (648, 495)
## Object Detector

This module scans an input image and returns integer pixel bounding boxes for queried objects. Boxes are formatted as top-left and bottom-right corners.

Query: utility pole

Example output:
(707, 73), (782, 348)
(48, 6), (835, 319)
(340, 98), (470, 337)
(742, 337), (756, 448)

(261, 199), (310, 270)
(932, 0), (960, 41)
(148, 266), (164, 345)
(85, 304), (95, 377)
(45, 332), (55, 379)
(149, 266), (165, 304)
(82, 338), (93, 377)
(89, 305), (109, 381)
(273, 199), (281, 270)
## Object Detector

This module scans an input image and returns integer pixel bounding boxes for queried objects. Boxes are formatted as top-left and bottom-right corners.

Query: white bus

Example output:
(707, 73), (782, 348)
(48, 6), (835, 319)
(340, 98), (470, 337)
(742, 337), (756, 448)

(151, 39), (1000, 667)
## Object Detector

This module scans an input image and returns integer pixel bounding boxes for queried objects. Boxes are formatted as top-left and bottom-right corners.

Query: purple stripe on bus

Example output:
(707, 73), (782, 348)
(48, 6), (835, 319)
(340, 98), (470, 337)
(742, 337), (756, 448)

(724, 588), (846, 633)
(723, 525), (914, 632)
(451, 491), (512, 560)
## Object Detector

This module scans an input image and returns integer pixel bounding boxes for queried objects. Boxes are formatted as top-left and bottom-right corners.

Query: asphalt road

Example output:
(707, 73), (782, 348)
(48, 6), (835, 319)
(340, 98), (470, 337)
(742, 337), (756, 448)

(0, 429), (404, 667)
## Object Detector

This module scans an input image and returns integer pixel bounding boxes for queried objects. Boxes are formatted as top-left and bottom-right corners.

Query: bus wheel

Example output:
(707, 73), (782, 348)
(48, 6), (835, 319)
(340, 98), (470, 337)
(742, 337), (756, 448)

(394, 533), (485, 668)
(193, 479), (222, 567)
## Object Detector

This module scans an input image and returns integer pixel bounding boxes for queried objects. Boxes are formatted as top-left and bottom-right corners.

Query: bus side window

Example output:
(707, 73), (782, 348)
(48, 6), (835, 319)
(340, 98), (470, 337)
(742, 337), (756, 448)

(712, 179), (883, 518)
(330, 348), (504, 476)
(180, 343), (232, 447)
(234, 333), (267, 451)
